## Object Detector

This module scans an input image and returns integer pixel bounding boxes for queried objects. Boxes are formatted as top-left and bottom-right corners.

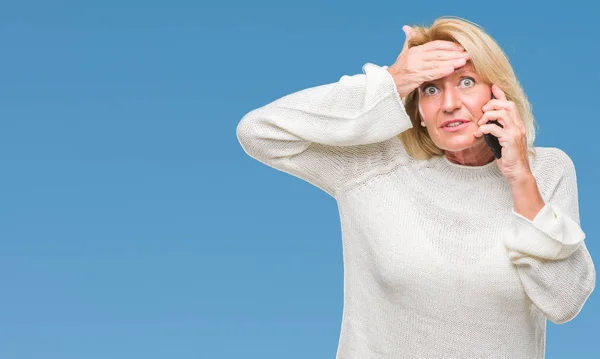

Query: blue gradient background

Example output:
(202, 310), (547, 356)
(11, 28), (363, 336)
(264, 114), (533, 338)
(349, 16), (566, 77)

(0, 1), (598, 358)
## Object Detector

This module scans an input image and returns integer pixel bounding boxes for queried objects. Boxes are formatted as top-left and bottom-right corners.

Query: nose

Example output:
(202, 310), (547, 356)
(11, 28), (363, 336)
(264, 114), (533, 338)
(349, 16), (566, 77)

(441, 87), (462, 113)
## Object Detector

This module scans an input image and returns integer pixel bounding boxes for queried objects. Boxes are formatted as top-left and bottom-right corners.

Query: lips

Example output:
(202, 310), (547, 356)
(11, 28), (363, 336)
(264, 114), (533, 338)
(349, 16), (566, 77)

(441, 122), (470, 132)
(441, 119), (469, 128)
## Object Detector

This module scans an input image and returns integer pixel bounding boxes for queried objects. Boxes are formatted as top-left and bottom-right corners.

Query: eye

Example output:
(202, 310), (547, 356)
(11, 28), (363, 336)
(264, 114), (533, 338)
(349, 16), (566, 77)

(421, 85), (438, 96)
(460, 77), (475, 87)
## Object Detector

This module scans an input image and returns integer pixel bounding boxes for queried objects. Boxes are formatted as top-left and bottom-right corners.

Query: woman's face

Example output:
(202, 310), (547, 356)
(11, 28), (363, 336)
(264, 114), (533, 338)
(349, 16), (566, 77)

(418, 62), (493, 155)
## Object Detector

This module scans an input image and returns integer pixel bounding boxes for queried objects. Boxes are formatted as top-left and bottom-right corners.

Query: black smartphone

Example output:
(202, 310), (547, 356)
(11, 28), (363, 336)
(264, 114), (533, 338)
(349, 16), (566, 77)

(483, 94), (503, 159)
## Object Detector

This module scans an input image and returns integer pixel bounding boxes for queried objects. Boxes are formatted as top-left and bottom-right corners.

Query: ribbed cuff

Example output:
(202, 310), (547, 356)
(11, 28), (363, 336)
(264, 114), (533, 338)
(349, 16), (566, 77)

(505, 203), (586, 261)
(371, 63), (407, 105)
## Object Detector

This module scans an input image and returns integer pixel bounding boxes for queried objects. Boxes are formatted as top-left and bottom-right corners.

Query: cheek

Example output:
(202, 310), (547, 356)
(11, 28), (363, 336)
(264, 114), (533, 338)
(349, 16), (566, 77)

(418, 102), (434, 119)
(463, 99), (487, 118)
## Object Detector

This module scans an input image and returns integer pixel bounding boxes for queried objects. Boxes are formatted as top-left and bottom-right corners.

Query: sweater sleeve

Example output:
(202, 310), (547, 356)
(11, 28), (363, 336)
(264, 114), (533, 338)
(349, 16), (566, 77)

(235, 63), (413, 198)
(503, 149), (596, 324)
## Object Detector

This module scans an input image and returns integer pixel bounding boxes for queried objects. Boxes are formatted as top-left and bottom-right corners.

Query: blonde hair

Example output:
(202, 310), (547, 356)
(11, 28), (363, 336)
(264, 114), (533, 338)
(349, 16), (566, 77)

(398, 16), (538, 162)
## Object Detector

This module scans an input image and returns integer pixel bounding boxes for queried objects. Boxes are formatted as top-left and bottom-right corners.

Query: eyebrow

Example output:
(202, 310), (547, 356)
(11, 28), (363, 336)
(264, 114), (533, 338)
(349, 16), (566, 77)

(420, 67), (475, 87)
(453, 67), (474, 75)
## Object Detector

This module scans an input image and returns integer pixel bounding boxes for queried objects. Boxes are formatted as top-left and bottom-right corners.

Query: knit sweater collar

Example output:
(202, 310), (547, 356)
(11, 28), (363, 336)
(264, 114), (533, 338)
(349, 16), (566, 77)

(429, 154), (506, 181)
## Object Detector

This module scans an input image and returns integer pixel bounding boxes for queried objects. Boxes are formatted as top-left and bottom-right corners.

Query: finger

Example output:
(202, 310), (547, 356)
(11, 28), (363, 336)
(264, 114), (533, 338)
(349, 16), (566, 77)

(474, 123), (508, 139)
(482, 100), (517, 127)
(481, 101), (526, 133)
(419, 65), (458, 82)
(419, 58), (469, 81)
(491, 84), (507, 100)
(415, 40), (464, 53)
(421, 49), (470, 62)
(419, 57), (468, 72)
(478, 109), (508, 128)
(402, 25), (415, 51)
(482, 99), (510, 112)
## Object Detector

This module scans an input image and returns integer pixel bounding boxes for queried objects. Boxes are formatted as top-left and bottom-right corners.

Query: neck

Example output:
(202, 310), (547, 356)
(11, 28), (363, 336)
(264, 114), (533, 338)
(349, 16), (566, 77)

(444, 139), (496, 166)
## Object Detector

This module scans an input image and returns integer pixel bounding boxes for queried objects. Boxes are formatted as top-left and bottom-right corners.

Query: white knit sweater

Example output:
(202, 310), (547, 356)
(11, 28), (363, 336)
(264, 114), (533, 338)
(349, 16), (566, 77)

(235, 63), (596, 358)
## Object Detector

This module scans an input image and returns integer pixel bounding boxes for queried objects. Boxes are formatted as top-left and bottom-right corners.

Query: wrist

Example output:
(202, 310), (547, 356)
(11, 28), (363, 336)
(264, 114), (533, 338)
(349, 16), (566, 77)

(509, 173), (536, 195)
(509, 172), (535, 186)
(385, 67), (414, 99)
(510, 174), (545, 221)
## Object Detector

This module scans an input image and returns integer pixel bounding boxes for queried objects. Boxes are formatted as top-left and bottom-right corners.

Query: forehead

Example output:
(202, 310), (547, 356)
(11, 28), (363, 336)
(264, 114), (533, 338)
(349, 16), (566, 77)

(453, 62), (477, 75)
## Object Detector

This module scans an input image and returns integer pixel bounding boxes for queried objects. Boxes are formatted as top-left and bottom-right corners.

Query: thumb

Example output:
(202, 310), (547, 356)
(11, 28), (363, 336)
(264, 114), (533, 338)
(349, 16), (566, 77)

(402, 25), (414, 50)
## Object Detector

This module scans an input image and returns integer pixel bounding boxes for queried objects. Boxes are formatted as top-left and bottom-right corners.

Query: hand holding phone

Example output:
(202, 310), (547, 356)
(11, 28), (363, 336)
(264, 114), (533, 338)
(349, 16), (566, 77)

(483, 94), (503, 159)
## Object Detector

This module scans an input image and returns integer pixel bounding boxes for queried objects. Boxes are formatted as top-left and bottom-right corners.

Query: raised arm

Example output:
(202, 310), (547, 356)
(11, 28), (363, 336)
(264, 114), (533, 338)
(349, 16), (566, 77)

(236, 63), (412, 197)
(236, 28), (470, 197)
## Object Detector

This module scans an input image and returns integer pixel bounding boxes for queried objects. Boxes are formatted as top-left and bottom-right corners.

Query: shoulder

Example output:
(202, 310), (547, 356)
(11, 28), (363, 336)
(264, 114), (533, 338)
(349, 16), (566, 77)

(531, 146), (578, 184)
(533, 146), (576, 169)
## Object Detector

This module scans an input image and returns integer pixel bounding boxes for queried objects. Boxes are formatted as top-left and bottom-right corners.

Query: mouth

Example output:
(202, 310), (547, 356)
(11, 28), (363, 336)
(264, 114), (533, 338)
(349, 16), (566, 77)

(441, 121), (471, 132)
(440, 119), (469, 128)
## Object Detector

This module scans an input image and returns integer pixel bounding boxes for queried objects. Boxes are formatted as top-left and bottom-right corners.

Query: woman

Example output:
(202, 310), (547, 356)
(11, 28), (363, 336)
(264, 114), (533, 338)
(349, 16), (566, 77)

(235, 16), (595, 358)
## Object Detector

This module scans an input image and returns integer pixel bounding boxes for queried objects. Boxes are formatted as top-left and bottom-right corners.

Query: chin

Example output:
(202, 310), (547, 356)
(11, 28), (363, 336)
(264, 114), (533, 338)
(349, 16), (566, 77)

(435, 137), (478, 151)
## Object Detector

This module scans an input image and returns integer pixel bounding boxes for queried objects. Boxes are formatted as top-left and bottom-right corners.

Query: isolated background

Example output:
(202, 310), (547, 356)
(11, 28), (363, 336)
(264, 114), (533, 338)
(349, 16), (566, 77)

(1, 0), (598, 358)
